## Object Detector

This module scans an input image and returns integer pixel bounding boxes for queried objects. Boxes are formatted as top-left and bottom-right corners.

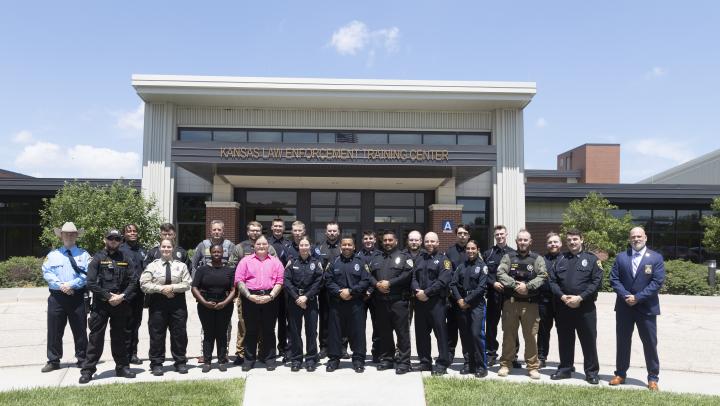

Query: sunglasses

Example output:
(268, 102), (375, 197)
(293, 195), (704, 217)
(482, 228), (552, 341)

(107, 236), (122, 242)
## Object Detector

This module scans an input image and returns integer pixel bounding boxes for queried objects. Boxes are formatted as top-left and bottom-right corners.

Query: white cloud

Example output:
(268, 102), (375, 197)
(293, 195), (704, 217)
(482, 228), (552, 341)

(645, 66), (668, 79)
(116, 103), (144, 132)
(12, 130), (34, 143)
(14, 141), (140, 178)
(626, 138), (694, 164)
(535, 118), (547, 128)
(330, 20), (400, 57)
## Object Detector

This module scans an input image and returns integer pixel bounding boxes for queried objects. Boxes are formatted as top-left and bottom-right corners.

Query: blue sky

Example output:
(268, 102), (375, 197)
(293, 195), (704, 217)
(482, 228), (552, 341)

(1, 1), (718, 182)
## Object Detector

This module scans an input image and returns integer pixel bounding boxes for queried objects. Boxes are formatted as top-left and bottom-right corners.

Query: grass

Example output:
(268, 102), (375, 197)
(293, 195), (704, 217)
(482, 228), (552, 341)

(424, 377), (720, 406)
(0, 378), (245, 406)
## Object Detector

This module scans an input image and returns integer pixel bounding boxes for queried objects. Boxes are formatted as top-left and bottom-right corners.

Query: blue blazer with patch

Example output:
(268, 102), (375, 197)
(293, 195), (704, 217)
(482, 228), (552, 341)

(610, 248), (665, 316)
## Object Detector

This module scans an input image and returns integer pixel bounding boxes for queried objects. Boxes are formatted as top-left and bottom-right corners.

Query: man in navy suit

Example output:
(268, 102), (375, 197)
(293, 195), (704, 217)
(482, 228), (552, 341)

(609, 226), (665, 391)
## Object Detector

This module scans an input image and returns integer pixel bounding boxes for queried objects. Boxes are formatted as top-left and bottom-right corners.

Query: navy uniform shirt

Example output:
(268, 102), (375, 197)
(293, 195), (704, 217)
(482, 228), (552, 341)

(269, 234), (291, 264)
(483, 245), (517, 287)
(325, 254), (370, 300)
(402, 248), (424, 262)
(368, 247), (414, 297)
(357, 247), (381, 265)
(450, 257), (489, 307)
(411, 251), (453, 298)
(445, 243), (468, 270)
(284, 255), (324, 301)
(549, 251), (603, 303)
(541, 252), (562, 298)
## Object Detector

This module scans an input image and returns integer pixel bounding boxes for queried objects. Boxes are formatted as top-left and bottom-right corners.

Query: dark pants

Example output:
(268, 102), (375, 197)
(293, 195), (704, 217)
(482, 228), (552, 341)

(457, 303), (487, 372)
(148, 295), (188, 367)
(287, 296), (319, 364)
(373, 296), (410, 368)
(197, 302), (233, 363)
(415, 296), (450, 368)
(242, 296), (278, 363)
(318, 288), (328, 351)
(556, 302), (599, 376)
(537, 296), (555, 361)
(125, 292), (144, 358)
(446, 299), (460, 362)
(328, 297), (366, 365)
(277, 293), (289, 355)
(81, 300), (131, 374)
(47, 290), (87, 364)
(615, 309), (659, 382)
(364, 299), (380, 360)
(485, 288), (504, 357)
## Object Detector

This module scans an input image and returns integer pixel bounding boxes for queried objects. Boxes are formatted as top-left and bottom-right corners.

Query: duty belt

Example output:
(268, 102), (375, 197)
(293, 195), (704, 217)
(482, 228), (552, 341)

(249, 289), (271, 295)
(506, 296), (537, 303)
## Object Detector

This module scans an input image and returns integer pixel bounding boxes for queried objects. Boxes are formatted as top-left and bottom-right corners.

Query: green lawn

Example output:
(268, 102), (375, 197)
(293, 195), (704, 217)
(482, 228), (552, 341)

(0, 378), (245, 406)
(424, 377), (720, 406)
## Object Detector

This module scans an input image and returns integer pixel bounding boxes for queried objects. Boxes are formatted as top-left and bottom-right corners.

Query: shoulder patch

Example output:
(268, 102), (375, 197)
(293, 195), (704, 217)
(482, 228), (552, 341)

(365, 264), (371, 273)
(406, 258), (414, 267)
(596, 260), (602, 268)
(443, 259), (452, 270)
(483, 265), (488, 274)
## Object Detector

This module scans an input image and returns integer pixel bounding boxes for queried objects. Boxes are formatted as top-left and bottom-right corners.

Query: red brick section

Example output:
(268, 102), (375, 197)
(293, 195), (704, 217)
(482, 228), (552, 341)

(205, 205), (240, 244)
(429, 209), (463, 251)
(557, 144), (620, 184)
(525, 222), (562, 252)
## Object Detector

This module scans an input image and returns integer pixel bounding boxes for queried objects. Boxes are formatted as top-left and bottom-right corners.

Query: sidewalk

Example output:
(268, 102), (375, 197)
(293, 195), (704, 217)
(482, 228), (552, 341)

(0, 288), (718, 403)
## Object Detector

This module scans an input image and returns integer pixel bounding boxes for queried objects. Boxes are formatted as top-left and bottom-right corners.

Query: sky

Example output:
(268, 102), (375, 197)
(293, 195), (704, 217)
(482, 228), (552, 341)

(1, 1), (718, 182)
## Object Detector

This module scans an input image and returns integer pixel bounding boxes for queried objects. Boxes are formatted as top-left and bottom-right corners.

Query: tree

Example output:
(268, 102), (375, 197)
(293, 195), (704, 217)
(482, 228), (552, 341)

(39, 181), (163, 254)
(561, 192), (634, 257)
(701, 196), (720, 253)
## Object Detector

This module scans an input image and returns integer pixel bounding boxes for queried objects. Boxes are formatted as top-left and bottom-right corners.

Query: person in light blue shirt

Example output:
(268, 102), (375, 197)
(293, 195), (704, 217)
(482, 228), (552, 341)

(41, 222), (91, 373)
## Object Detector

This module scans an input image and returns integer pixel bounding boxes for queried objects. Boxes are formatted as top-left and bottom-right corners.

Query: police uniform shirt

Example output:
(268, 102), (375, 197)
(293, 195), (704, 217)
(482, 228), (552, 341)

(483, 245), (517, 286)
(541, 252), (562, 296)
(269, 235), (291, 264)
(119, 242), (147, 277)
(42, 246), (91, 291)
(496, 251), (548, 298)
(401, 248), (424, 262)
(325, 255), (371, 299)
(445, 243), (468, 270)
(550, 251), (603, 302)
(450, 257), (489, 306)
(192, 239), (235, 272)
(86, 249), (139, 302)
(368, 248), (414, 296)
(411, 251), (453, 297)
(314, 240), (341, 268)
(230, 239), (277, 264)
(357, 248), (381, 265)
(284, 256), (324, 300)
(140, 259), (192, 295)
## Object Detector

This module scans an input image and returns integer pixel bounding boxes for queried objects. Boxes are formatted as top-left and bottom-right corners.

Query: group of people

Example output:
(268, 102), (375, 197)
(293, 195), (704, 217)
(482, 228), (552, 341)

(41, 218), (665, 391)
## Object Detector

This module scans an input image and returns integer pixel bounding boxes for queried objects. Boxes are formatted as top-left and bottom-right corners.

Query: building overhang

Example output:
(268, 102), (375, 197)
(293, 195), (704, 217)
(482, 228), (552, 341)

(132, 75), (537, 111)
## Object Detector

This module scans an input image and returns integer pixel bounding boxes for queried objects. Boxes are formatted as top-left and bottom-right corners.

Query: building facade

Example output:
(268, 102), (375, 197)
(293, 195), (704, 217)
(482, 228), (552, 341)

(134, 75), (536, 248)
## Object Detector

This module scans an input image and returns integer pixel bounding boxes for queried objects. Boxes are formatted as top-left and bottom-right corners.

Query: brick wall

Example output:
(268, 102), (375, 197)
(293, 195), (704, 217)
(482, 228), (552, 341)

(205, 204), (241, 244)
(428, 206), (463, 251)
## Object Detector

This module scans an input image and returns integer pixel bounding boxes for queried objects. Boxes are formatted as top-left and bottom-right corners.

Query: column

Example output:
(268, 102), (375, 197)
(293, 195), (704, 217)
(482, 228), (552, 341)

(492, 108), (526, 239)
(429, 204), (464, 250)
(141, 102), (175, 222)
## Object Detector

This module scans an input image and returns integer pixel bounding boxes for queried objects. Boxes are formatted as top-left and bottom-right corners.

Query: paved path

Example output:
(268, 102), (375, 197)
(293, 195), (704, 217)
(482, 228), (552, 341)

(0, 288), (718, 404)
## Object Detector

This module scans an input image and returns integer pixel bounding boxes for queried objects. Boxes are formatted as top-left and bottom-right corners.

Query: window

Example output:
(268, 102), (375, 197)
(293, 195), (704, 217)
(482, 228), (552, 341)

(457, 197), (490, 250)
(389, 133), (421, 145)
(283, 132), (318, 143)
(179, 130), (211, 141)
(423, 133), (456, 145)
(356, 133), (387, 144)
(177, 194), (210, 251)
(248, 131), (282, 143)
(213, 131), (247, 142)
(458, 134), (490, 145)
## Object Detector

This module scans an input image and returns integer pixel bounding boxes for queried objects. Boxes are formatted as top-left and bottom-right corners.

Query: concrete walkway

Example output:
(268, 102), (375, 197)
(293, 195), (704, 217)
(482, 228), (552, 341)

(0, 288), (718, 404)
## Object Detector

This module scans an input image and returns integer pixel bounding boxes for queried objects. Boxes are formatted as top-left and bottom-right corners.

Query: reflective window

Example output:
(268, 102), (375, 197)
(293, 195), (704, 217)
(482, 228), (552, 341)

(423, 133), (456, 145)
(458, 134), (490, 145)
(179, 130), (211, 141)
(389, 133), (421, 145)
(375, 208), (415, 223)
(213, 131), (247, 142)
(311, 208), (361, 222)
(375, 192), (416, 207)
(356, 133), (387, 144)
(283, 132), (318, 143)
(457, 198), (486, 212)
(311, 192), (361, 206)
(318, 133), (336, 144)
(248, 131), (282, 143)
(246, 191), (297, 206)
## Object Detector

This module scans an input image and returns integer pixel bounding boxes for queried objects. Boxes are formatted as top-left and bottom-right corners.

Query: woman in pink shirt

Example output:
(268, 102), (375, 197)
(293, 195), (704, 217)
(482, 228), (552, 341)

(235, 236), (284, 371)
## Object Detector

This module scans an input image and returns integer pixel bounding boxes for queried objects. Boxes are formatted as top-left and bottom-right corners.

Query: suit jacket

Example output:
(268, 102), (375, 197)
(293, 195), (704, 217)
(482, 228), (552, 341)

(610, 248), (665, 316)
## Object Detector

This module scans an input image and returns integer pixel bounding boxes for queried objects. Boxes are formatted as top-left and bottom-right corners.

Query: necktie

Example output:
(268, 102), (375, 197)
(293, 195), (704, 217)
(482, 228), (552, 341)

(632, 252), (641, 277)
(164, 262), (171, 285)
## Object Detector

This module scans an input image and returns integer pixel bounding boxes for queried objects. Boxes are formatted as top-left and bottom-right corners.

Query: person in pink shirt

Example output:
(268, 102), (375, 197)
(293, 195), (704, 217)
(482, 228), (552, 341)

(235, 236), (284, 371)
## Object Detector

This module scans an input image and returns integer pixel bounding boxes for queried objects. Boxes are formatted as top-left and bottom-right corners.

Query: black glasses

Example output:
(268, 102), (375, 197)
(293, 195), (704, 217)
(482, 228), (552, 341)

(106, 236), (122, 242)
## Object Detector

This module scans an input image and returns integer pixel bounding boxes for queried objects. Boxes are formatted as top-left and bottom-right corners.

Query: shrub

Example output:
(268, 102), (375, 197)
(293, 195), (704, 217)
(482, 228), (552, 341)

(0, 257), (46, 288)
(601, 257), (716, 296)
